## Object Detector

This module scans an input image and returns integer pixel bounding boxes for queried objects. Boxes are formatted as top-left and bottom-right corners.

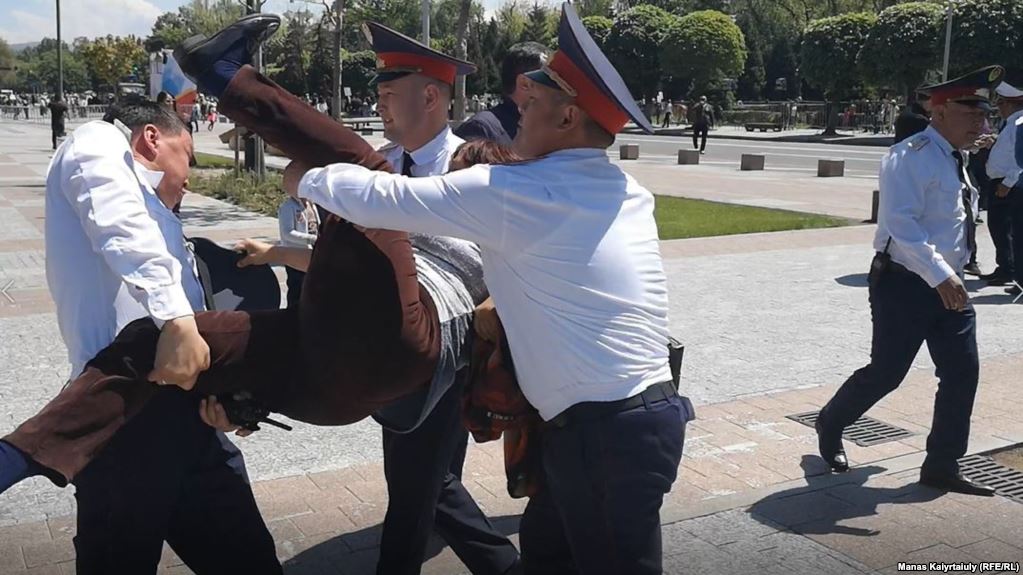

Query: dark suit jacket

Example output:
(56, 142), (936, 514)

(455, 98), (520, 147)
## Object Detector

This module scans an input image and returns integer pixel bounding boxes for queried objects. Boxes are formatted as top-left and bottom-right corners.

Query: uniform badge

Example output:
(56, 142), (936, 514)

(989, 68), (1001, 82)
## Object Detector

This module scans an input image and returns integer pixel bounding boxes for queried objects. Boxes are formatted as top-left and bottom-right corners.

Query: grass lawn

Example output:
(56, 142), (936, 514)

(190, 169), (284, 217)
(193, 151), (238, 170)
(188, 169), (852, 239)
(655, 195), (851, 240)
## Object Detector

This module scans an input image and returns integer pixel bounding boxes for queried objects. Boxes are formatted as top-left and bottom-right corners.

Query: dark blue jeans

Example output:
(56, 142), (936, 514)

(820, 267), (980, 475)
(520, 393), (691, 575)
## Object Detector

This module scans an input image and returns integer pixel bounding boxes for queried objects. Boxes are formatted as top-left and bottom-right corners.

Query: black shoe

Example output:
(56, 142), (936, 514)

(815, 417), (849, 472)
(919, 471), (996, 497)
(980, 269), (1012, 286)
(1006, 285), (1022, 296)
(964, 262), (982, 276)
(173, 13), (281, 84)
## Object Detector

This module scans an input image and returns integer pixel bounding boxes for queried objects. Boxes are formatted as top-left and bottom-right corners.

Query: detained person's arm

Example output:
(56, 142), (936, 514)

(290, 161), (508, 249)
(66, 129), (209, 389)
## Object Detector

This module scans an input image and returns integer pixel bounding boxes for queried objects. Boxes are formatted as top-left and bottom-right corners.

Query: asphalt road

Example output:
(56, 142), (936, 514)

(614, 132), (887, 179)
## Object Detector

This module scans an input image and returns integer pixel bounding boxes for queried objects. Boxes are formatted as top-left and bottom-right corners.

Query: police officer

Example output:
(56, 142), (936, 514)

(455, 41), (548, 146)
(362, 22), (521, 575)
(894, 91), (930, 145)
(815, 66), (1004, 497)
(290, 4), (694, 572)
(986, 78), (1023, 294)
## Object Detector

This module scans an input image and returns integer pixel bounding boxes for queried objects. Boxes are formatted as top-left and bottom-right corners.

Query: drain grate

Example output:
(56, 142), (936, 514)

(787, 411), (914, 447)
(959, 454), (1023, 503)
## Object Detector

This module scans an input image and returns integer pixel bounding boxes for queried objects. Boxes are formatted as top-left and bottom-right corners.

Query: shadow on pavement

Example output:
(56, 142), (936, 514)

(283, 514), (522, 574)
(970, 292), (1019, 305)
(748, 456), (941, 537)
(834, 273), (868, 288)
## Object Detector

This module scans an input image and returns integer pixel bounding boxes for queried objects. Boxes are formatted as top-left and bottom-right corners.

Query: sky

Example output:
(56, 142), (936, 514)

(0, 0), (507, 46)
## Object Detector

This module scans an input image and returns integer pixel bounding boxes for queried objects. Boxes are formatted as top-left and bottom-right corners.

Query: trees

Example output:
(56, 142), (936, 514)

(582, 16), (613, 49)
(341, 50), (378, 99)
(947, 0), (1023, 77)
(661, 10), (747, 99)
(800, 12), (874, 133)
(523, 3), (556, 47)
(16, 41), (90, 94)
(858, 2), (942, 98)
(271, 11), (313, 97)
(0, 38), (17, 89)
(79, 36), (148, 91)
(606, 5), (675, 102)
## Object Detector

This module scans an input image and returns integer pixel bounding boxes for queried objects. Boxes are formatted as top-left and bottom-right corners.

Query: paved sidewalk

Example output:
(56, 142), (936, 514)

(2, 121), (1022, 574)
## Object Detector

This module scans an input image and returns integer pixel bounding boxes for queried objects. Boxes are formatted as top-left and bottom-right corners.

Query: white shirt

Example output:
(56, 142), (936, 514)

(874, 125), (973, 288)
(379, 125), (463, 177)
(987, 109), (1023, 188)
(46, 120), (205, 376)
(299, 147), (672, 420)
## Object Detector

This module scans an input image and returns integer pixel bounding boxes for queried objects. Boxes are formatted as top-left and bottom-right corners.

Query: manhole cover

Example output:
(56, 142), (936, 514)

(787, 411), (914, 447)
(959, 452), (1023, 504)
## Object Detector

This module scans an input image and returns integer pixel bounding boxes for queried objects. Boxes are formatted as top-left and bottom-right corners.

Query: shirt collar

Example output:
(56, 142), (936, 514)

(924, 124), (955, 157)
(406, 126), (454, 167)
(135, 164), (165, 190)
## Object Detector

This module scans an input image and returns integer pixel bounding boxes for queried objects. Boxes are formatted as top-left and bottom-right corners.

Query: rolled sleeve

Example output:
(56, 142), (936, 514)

(298, 163), (507, 249)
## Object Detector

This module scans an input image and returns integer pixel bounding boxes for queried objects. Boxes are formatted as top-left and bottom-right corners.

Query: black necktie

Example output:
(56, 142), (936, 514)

(401, 151), (415, 177)
(952, 151), (977, 254)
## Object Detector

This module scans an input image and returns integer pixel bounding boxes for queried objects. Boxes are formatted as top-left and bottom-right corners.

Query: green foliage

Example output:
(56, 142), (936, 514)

(270, 11), (313, 97)
(146, 0), (245, 53)
(800, 12), (875, 99)
(193, 152), (236, 169)
(606, 5), (676, 101)
(654, 196), (850, 240)
(307, 15), (337, 100)
(523, 3), (556, 47)
(342, 50), (378, 100)
(858, 2), (942, 96)
(0, 38), (16, 89)
(575, 0), (615, 18)
(947, 0), (1023, 77)
(661, 10), (747, 98)
(582, 16), (613, 49)
(14, 40), (90, 94)
(190, 170), (285, 218)
(78, 36), (148, 90)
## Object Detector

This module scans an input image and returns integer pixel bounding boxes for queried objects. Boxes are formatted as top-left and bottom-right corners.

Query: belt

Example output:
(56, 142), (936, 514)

(546, 381), (677, 430)
(877, 254), (964, 280)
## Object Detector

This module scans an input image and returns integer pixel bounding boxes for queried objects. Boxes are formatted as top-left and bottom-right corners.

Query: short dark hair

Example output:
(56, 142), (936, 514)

(103, 95), (187, 134)
(452, 139), (522, 167)
(501, 42), (549, 96)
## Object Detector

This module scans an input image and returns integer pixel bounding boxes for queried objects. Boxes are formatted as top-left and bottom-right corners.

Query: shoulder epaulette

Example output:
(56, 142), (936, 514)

(907, 135), (931, 151)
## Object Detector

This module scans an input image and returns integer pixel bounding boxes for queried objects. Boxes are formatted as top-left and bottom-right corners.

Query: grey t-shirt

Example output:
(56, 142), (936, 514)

(372, 234), (487, 433)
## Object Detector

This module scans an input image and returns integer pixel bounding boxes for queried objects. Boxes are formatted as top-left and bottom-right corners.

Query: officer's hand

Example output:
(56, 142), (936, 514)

(200, 396), (253, 437)
(995, 183), (1012, 198)
(235, 238), (274, 267)
(935, 275), (969, 312)
(473, 297), (502, 343)
(283, 161), (313, 198)
(148, 316), (210, 391)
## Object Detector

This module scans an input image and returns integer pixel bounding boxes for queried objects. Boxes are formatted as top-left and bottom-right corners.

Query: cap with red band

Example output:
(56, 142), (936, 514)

(363, 21), (476, 85)
(918, 65), (1004, 110)
(525, 2), (654, 135)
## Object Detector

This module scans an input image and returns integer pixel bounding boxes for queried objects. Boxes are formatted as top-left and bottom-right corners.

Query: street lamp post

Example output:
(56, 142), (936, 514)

(942, 0), (954, 81)
(247, 0), (265, 179)
(56, 0), (64, 100)
(421, 0), (431, 46)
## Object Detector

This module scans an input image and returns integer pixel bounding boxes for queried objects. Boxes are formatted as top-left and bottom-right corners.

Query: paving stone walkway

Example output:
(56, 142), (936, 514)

(1, 120), (1021, 574)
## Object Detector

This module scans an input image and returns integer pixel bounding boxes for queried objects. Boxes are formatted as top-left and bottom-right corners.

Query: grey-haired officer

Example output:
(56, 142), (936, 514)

(816, 66), (1004, 497)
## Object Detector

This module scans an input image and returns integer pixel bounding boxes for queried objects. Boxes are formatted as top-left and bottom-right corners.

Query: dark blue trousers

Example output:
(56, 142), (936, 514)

(1010, 186), (1023, 285)
(819, 267), (980, 476)
(378, 382), (520, 575)
(519, 393), (690, 575)
(73, 388), (281, 575)
(987, 190), (1015, 275)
